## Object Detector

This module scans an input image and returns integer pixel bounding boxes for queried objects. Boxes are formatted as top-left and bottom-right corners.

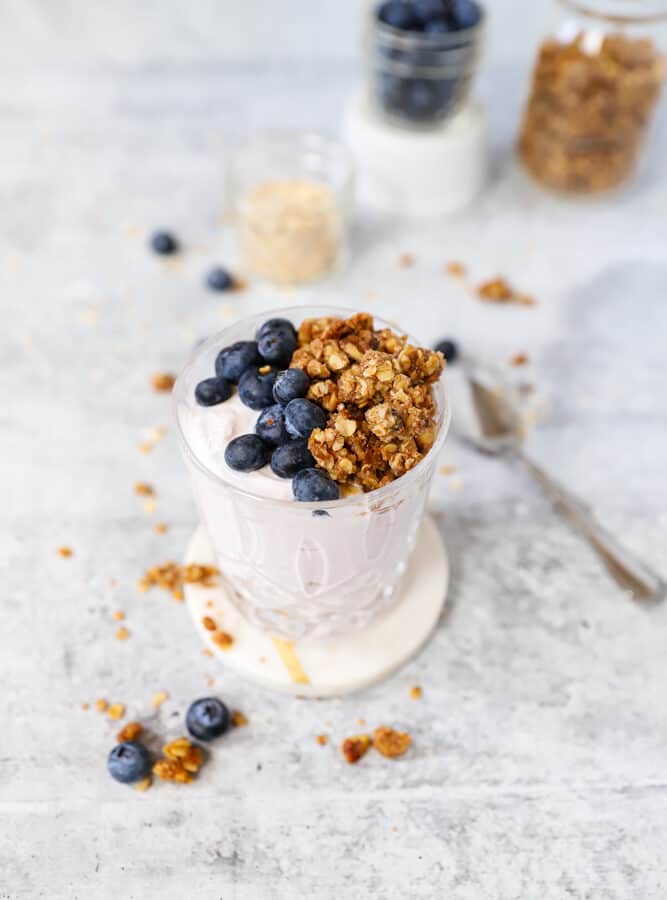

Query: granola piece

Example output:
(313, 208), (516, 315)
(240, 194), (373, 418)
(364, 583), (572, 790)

(316, 734), (328, 746)
(152, 691), (169, 709)
(373, 726), (412, 758)
(115, 626), (130, 641)
(150, 372), (176, 393)
(477, 277), (513, 302)
(113, 610), (125, 621)
(212, 631), (234, 651)
(107, 703), (126, 721)
(410, 685), (423, 700)
(202, 616), (217, 632)
(135, 776), (152, 793)
(163, 737), (203, 773)
(117, 721), (143, 742)
(307, 378), (339, 412)
(290, 346), (330, 380)
(341, 734), (373, 764)
(445, 261), (466, 277)
(95, 698), (108, 713)
(57, 546), (73, 558)
(232, 710), (248, 727)
(153, 758), (193, 784)
(139, 561), (219, 601)
(398, 252), (415, 268)
(134, 481), (154, 496)
(154, 522), (169, 534)
(510, 352), (529, 367)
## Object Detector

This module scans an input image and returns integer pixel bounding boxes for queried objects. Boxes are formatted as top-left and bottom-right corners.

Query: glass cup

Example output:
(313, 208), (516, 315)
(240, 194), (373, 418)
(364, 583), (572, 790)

(174, 306), (450, 644)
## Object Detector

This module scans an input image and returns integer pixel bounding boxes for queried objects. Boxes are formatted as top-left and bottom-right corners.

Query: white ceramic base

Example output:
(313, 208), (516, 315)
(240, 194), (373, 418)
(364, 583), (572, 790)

(342, 89), (488, 218)
(183, 515), (449, 698)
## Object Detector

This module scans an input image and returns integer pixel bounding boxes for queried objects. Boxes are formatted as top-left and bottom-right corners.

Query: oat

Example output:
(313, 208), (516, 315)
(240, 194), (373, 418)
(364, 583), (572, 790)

(154, 522), (169, 534)
(57, 546), (73, 558)
(510, 352), (529, 367)
(107, 703), (126, 721)
(117, 721), (143, 742)
(135, 776), (152, 793)
(113, 610), (125, 621)
(138, 561), (219, 601)
(115, 626), (130, 641)
(232, 710), (248, 727)
(151, 372), (176, 393)
(445, 261), (466, 277)
(153, 737), (203, 783)
(410, 685), (423, 700)
(398, 252), (415, 268)
(95, 698), (108, 713)
(341, 734), (372, 764)
(212, 631), (234, 651)
(134, 482), (154, 496)
(316, 734), (328, 746)
(152, 691), (169, 709)
(295, 313), (444, 492)
(373, 726), (412, 758)
(202, 616), (217, 632)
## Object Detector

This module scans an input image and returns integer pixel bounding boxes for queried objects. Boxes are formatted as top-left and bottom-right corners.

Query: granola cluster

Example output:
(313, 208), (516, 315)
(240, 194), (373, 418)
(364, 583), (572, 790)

(138, 561), (219, 601)
(291, 313), (444, 492)
(153, 737), (203, 784)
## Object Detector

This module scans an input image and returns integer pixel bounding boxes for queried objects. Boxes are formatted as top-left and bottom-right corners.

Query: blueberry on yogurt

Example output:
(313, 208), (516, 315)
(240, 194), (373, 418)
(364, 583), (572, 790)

(270, 440), (316, 479)
(215, 341), (261, 383)
(195, 376), (232, 407)
(273, 368), (310, 405)
(238, 367), (278, 410)
(107, 741), (152, 784)
(225, 434), (271, 472)
(292, 468), (340, 502)
(257, 326), (298, 368)
(255, 404), (290, 447)
(284, 398), (328, 439)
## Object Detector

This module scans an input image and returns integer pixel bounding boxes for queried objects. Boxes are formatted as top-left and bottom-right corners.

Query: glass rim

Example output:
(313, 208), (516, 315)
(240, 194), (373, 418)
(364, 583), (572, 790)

(558, 0), (667, 23)
(173, 305), (451, 511)
(370, 7), (486, 46)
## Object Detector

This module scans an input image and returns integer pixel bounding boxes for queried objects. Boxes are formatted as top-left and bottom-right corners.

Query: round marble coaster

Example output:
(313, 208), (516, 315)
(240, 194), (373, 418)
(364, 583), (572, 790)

(184, 515), (448, 698)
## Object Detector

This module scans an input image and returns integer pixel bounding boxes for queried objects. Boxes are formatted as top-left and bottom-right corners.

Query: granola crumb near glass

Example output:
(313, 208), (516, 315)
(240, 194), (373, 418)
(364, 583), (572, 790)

(373, 726), (412, 758)
(341, 734), (373, 764)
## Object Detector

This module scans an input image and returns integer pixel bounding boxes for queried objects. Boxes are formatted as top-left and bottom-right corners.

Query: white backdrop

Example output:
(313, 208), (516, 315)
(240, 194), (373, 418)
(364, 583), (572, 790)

(7, 0), (551, 67)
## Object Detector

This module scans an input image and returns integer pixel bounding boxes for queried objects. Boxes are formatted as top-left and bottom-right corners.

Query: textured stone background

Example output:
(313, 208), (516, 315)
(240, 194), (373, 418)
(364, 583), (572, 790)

(2, 3), (667, 898)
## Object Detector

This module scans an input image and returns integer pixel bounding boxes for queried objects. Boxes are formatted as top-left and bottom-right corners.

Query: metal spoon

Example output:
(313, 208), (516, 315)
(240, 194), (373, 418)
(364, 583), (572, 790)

(460, 358), (666, 604)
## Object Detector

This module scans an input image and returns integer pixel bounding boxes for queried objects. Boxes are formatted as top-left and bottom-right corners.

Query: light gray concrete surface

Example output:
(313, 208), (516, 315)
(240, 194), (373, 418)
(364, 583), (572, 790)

(2, 50), (667, 900)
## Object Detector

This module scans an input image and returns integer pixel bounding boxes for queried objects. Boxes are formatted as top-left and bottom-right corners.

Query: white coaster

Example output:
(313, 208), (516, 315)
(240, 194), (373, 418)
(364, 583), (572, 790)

(184, 515), (448, 698)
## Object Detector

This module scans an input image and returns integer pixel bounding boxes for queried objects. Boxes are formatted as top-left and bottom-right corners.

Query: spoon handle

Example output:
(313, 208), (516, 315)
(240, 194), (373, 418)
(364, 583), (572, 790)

(518, 452), (666, 603)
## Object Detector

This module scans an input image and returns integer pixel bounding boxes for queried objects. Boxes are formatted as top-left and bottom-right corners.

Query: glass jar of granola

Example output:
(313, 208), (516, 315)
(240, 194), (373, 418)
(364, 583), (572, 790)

(517, 0), (666, 195)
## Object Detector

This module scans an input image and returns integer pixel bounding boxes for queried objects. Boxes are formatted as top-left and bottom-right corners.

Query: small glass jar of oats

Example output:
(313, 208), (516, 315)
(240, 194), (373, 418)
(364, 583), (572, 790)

(228, 131), (354, 286)
(518, 0), (666, 195)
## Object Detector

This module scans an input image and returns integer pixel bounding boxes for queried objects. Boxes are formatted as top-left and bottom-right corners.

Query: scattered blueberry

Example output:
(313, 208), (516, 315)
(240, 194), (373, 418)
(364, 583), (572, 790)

(378, 0), (418, 29)
(434, 338), (459, 363)
(195, 376), (232, 407)
(257, 327), (298, 368)
(150, 231), (179, 255)
(450, 0), (481, 29)
(293, 468), (340, 502)
(206, 266), (234, 292)
(413, 0), (446, 25)
(238, 367), (278, 410)
(256, 318), (297, 342)
(107, 741), (152, 784)
(284, 398), (328, 439)
(186, 697), (230, 741)
(224, 434), (271, 472)
(270, 441), (316, 478)
(215, 341), (261, 383)
(273, 368), (310, 405)
(255, 404), (290, 447)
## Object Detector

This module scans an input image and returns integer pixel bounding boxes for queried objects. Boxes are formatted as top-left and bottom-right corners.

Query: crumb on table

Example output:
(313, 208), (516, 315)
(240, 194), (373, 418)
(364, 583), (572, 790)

(341, 734), (372, 764)
(57, 546), (73, 558)
(151, 372), (176, 393)
(373, 726), (412, 758)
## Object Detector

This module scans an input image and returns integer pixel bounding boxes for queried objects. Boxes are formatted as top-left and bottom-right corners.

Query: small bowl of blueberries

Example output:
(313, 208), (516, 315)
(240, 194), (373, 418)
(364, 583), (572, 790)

(369, 0), (484, 128)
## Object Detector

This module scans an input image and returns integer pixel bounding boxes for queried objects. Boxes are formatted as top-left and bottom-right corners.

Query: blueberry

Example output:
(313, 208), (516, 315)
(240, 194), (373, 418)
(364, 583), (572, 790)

(423, 15), (453, 34)
(377, 0), (418, 30)
(256, 318), (297, 342)
(224, 434), (271, 472)
(434, 338), (459, 363)
(402, 78), (443, 119)
(186, 697), (230, 741)
(238, 367), (278, 410)
(273, 368), (310, 405)
(257, 328), (298, 368)
(195, 376), (232, 407)
(413, 0), (447, 25)
(284, 398), (328, 439)
(293, 468), (340, 502)
(255, 404), (290, 447)
(215, 341), (261, 383)
(150, 231), (178, 255)
(450, 0), (481, 29)
(107, 741), (152, 784)
(206, 266), (234, 292)
(271, 440), (315, 478)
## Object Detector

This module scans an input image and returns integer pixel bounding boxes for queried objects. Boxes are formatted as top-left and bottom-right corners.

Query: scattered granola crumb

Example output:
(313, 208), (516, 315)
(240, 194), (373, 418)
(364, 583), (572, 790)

(445, 261), (466, 277)
(258, 364), (272, 375)
(202, 616), (217, 632)
(212, 631), (234, 651)
(115, 626), (130, 641)
(151, 372), (176, 393)
(205, 600), (214, 608)
(358, 718), (367, 726)
(398, 252), (415, 268)
(138, 562), (219, 601)
(448, 476), (463, 491)
(107, 703), (126, 721)
(510, 352), (530, 366)
(477, 277), (536, 307)
(232, 710), (249, 728)
(95, 698), (108, 713)
(113, 610), (125, 621)
(205, 675), (215, 687)
(439, 464), (456, 476)
(153, 737), (203, 783)
(57, 546), (73, 558)
(373, 726), (412, 758)
(202, 648), (214, 658)
(134, 482), (154, 496)
(138, 425), (167, 454)
(135, 776), (152, 793)
(410, 685), (423, 700)
(154, 522), (169, 535)
(152, 691), (169, 709)
(117, 721), (143, 742)
(316, 734), (328, 746)
(341, 734), (372, 764)
(143, 499), (158, 514)
(81, 702), (90, 711)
